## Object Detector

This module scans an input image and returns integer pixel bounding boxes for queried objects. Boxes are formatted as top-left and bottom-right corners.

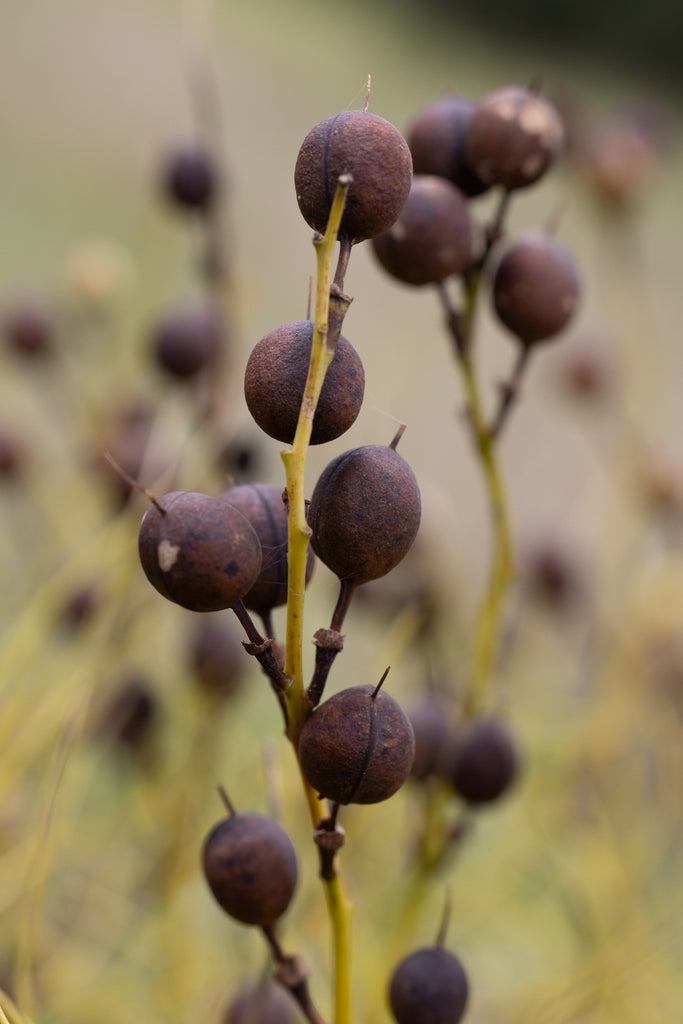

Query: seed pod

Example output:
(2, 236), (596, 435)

(224, 980), (301, 1024)
(465, 85), (564, 190)
(162, 145), (218, 211)
(2, 297), (55, 360)
(389, 946), (469, 1024)
(202, 811), (298, 926)
(408, 695), (455, 782)
(298, 683), (415, 805)
(222, 483), (315, 617)
(138, 491), (262, 612)
(244, 321), (364, 445)
(150, 305), (222, 379)
(407, 96), (490, 197)
(188, 615), (246, 698)
(372, 175), (473, 286)
(492, 231), (580, 345)
(450, 718), (519, 805)
(308, 444), (421, 586)
(294, 110), (413, 242)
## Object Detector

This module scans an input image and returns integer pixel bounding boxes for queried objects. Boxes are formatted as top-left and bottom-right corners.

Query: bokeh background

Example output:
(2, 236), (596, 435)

(1, 1), (682, 1023)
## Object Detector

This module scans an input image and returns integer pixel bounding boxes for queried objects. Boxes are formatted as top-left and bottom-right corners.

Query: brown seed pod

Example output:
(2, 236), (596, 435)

(308, 444), (421, 586)
(161, 145), (219, 212)
(407, 96), (490, 197)
(244, 321), (364, 445)
(450, 718), (519, 805)
(202, 811), (298, 926)
(222, 483), (315, 617)
(389, 946), (470, 1024)
(294, 110), (413, 242)
(372, 175), (473, 286)
(188, 615), (246, 699)
(138, 491), (262, 612)
(465, 85), (564, 190)
(224, 980), (301, 1024)
(298, 682), (415, 805)
(150, 305), (222, 379)
(491, 231), (580, 345)
(408, 695), (455, 782)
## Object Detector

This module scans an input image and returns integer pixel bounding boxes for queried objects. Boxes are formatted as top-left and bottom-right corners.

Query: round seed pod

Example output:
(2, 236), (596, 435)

(138, 491), (262, 612)
(202, 812), (298, 926)
(150, 305), (222, 379)
(389, 946), (469, 1024)
(222, 483), (315, 616)
(294, 110), (413, 242)
(298, 683), (415, 805)
(2, 297), (55, 360)
(188, 615), (246, 698)
(372, 175), (473, 286)
(308, 444), (421, 586)
(491, 231), (580, 345)
(450, 718), (519, 805)
(408, 695), (455, 782)
(465, 85), (564, 190)
(407, 96), (490, 197)
(244, 321), (364, 445)
(162, 145), (218, 211)
(224, 981), (301, 1024)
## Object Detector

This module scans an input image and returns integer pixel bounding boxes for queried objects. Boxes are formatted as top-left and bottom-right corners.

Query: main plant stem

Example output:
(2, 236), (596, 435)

(280, 177), (354, 1024)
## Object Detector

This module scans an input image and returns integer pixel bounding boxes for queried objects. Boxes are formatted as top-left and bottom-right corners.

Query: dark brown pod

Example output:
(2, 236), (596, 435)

(244, 321), (364, 446)
(389, 946), (469, 1024)
(408, 695), (455, 782)
(202, 812), (298, 926)
(492, 231), (580, 345)
(308, 444), (421, 585)
(294, 110), (413, 242)
(407, 96), (490, 197)
(2, 297), (55, 360)
(224, 981), (301, 1024)
(150, 305), (222, 379)
(298, 683), (415, 805)
(138, 491), (262, 612)
(162, 145), (218, 212)
(188, 615), (246, 698)
(222, 483), (315, 616)
(465, 86), (564, 190)
(450, 718), (519, 805)
(372, 175), (473, 286)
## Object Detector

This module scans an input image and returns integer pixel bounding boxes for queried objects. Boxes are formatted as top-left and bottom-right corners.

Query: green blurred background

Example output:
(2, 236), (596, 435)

(1, 2), (682, 1023)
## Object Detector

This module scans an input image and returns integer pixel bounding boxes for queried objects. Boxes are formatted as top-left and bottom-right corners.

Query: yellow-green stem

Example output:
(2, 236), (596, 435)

(281, 180), (350, 744)
(280, 177), (353, 1024)
(324, 873), (354, 1024)
(457, 273), (514, 716)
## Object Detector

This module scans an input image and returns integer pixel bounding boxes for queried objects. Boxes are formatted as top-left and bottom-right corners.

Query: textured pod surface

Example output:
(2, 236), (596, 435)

(372, 175), (473, 285)
(308, 444), (421, 585)
(202, 812), (298, 926)
(223, 482), (314, 615)
(389, 946), (469, 1024)
(492, 231), (580, 344)
(465, 85), (564, 190)
(451, 718), (519, 804)
(138, 491), (262, 612)
(407, 96), (490, 197)
(294, 110), (413, 241)
(307, 446), (419, 589)
(298, 683), (415, 805)
(244, 320), (364, 445)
